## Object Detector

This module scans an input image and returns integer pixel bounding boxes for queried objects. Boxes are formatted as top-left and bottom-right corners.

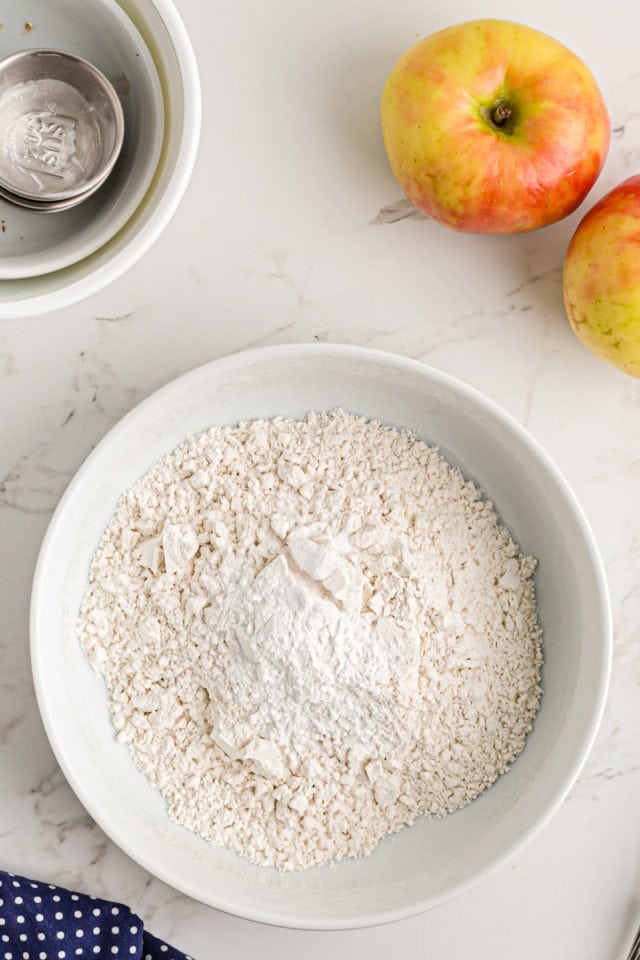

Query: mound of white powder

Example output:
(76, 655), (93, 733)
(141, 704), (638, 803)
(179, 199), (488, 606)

(79, 410), (542, 871)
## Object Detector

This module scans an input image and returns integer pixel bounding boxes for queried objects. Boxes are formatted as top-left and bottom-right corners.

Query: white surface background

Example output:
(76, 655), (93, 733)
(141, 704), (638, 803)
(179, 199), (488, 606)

(1, 0), (640, 956)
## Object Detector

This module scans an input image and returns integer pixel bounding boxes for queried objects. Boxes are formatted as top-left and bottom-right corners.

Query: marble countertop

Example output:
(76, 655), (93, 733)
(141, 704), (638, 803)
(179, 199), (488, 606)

(2, 0), (640, 956)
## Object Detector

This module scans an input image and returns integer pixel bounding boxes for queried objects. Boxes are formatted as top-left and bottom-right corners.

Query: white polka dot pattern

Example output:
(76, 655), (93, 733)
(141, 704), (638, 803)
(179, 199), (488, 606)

(0, 873), (193, 960)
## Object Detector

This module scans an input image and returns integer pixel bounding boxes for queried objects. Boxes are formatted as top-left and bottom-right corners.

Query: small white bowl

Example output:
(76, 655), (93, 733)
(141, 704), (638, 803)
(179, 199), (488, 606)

(0, 0), (199, 303)
(0, 1), (163, 279)
(31, 345), (612, 929)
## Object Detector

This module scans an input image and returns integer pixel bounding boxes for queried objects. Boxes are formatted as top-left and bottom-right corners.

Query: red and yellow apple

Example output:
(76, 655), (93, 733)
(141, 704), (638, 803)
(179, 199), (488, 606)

(380, 19), (610, 234)
(563, 175), (640, 378)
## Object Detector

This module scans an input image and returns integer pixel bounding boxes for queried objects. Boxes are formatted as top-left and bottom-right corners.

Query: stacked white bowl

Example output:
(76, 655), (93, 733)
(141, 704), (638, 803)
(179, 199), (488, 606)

(0, 0), (200, 316)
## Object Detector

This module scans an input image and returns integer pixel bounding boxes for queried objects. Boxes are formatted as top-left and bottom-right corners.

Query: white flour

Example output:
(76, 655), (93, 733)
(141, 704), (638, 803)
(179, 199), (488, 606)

(79, 410), (542, 871)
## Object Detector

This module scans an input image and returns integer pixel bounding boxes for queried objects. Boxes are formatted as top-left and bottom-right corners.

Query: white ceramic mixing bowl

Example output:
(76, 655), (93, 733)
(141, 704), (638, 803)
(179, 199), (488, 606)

(30, 344), (611, 929)
(0, 0), (199, 311)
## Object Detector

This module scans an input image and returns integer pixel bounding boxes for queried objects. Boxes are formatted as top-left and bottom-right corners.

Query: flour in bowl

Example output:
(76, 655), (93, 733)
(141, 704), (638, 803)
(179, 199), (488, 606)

(78, 410), (542, 870)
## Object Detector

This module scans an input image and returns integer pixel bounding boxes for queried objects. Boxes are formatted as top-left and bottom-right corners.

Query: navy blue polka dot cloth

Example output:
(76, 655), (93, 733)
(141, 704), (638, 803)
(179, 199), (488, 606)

(0, 871), (194, 960)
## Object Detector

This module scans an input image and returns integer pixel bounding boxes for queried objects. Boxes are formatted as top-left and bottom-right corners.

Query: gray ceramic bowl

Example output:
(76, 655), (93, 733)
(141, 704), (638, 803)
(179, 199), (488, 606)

(0, 0), (198, 289)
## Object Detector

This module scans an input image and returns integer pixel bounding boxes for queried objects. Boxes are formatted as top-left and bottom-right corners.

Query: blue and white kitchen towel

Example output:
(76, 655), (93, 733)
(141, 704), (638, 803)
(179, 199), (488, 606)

(0, 871), (194, 960)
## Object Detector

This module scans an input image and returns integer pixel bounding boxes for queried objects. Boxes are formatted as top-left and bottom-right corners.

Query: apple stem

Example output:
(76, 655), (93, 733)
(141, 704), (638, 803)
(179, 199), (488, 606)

(491, 103), (512, 127)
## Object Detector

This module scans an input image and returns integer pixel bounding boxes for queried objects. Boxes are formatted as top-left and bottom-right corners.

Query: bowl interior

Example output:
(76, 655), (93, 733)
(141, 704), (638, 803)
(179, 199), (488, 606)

(31, 346), (611, 929)
(0, 0), (163, 278)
